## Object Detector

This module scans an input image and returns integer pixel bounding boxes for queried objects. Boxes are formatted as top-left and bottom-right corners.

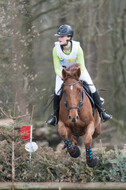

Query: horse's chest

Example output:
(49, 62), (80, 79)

(67, 121), (87, 136)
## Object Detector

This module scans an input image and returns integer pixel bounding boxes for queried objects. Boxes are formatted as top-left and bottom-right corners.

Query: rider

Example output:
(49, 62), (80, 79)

(47, 24), (112, 126)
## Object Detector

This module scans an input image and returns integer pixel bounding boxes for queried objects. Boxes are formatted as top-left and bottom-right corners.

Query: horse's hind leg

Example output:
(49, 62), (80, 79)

(84, 121), (98, 168)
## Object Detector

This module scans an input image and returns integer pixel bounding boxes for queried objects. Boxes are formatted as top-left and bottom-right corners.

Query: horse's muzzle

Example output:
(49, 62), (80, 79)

(69, 115), (79, 122)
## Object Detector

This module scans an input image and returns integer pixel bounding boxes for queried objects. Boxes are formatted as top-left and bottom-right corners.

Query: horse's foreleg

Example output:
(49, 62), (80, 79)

(93, 122), (101, 139)
(58, 121), (70, 140)
(58, 121), (80, 158)
(84, 121), (97, 168)
(93, 110), (101, 139)
(84, 121), (95, 148)
(58, 121), (72, 150)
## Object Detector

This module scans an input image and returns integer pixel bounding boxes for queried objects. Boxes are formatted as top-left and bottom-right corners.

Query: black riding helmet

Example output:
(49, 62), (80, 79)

(55, 25), (73, 37)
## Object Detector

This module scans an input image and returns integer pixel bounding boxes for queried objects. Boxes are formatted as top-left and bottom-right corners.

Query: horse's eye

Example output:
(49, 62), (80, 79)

(78, 89), (81, 93)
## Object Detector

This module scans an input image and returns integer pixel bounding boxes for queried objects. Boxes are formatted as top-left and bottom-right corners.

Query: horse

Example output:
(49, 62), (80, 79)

(58, 63), (101, 168)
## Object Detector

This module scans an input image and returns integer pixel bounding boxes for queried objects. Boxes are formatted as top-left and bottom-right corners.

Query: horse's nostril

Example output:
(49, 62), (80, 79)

(69, 116), (72, 121)
(75, 115), (79, 121)
(69, 115), (79, 122)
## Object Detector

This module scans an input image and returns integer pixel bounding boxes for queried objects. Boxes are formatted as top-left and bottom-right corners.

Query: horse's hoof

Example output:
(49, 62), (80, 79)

(86, 155), (98, 168)
(69, 145), (81, 158)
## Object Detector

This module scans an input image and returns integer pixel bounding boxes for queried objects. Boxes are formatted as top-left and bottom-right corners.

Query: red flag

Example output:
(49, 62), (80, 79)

(20, 126), (31, 140)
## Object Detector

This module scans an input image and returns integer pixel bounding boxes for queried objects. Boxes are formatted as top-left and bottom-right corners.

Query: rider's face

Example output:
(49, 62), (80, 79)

(58, 36), (71, 45)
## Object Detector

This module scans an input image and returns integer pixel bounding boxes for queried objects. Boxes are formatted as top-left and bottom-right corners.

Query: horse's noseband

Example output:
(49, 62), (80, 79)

(63, 81), (85, 112)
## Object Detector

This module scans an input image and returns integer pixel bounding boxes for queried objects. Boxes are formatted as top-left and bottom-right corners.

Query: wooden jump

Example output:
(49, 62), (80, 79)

(0, 182), (126, 190)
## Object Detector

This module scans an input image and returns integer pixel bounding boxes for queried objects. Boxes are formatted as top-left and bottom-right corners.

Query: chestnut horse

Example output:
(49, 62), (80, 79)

(58, 64), (101, 168)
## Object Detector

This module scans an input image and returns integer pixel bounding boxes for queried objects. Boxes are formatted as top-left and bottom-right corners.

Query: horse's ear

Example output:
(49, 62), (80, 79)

(76, 68), (81, 79)
(62, 69), (69, 80)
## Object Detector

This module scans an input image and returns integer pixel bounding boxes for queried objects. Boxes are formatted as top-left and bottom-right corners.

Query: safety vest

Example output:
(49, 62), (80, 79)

(55, 40), (80, 68)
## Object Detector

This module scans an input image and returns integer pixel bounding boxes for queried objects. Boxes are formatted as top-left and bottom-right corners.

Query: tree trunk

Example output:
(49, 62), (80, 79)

(10, 1), (30, 122)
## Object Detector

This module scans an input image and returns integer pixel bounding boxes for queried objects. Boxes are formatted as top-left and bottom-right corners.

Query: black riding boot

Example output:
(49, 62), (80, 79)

(92, 91), (112, 122)
(47, 93), (60, 126)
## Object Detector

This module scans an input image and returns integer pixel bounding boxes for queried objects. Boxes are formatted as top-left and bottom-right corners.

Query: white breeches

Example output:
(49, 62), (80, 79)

(55, 68), (96, 95)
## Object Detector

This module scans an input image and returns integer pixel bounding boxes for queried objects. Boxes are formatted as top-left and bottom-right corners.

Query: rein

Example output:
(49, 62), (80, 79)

(63, 80), (85, 112)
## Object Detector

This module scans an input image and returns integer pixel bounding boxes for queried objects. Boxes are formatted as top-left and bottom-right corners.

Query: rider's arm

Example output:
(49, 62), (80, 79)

(53, 47), (62, 77)
(77, 46), (86, 75)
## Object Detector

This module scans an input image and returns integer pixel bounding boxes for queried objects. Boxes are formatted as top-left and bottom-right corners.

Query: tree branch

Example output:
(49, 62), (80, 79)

(31, 0), (47, 8)
(39, 25), (59, 34)
(31, 6), (60, 22)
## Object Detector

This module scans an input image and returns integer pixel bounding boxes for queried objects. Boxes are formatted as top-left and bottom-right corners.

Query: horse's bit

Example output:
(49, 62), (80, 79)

(63, 81), (85, 112)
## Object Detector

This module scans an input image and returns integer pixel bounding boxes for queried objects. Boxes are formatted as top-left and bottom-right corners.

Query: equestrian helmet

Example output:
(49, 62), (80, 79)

(55, 25), (73, 37)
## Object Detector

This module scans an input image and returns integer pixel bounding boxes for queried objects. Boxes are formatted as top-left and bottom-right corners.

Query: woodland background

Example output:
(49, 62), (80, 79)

(0, 0), (126, 146)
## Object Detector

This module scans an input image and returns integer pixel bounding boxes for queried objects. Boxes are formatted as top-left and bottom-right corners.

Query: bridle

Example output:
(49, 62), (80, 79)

(63, 80), (85, 112)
